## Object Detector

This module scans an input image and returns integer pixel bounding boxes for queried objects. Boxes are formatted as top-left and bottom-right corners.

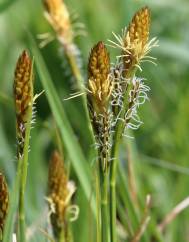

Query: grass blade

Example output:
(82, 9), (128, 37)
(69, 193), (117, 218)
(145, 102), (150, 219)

(28, 35), (96, 216)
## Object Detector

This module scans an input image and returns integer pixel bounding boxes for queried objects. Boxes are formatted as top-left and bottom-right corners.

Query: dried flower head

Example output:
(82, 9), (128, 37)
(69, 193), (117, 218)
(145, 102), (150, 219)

(44, 0), (73, 49)
(13, 50), (33, 156)
(48, 151), (76, 238)
(88, 41), (113, 114)
(0, 173), (9, 240)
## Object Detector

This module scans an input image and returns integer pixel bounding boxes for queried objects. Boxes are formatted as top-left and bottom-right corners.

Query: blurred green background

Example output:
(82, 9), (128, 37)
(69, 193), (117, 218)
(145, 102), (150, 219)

(0, 0), (189, 241)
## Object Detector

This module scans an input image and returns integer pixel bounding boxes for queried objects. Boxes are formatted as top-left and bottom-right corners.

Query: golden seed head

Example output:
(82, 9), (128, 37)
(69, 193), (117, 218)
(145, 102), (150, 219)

(88, 41), (112, 113)
(0, 173), (9, 239)
(44, 0), (73, 47)
(48, 151), (71, 236)
(14, 50), (33, 125)
(123, 7), (151, 74)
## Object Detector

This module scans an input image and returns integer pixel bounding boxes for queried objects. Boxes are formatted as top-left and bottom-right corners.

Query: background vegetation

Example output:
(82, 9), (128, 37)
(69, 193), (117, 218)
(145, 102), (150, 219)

(0, 0), (189, 241)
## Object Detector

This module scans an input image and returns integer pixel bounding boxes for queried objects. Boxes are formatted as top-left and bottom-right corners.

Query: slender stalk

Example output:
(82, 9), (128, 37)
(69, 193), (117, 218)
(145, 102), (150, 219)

(99, 162), (109, 242)
(95, 168), (101, 242)
(110, 82), (132, 242)
(2, 159), (22, 242)
(110, 120), (123, 242)
(59, 229), (65, 242)
(65, 50), (83, 90)
(65, 50), (96, 154)
(54, 120), (64, 158)
(18, 104), (33, 242)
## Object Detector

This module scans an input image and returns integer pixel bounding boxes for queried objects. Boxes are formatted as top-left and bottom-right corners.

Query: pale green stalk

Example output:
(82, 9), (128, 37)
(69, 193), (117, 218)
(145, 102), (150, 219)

(65, 50), (83, 90)
(99, 162), (109, 242)
(59, 230), (65, 242)
(95, 168), (101, 242)
(2, 159), (22, 242)
(110, 120), (124, 242)
(18, 102), (33, 242)
(110, 84), (132, 242)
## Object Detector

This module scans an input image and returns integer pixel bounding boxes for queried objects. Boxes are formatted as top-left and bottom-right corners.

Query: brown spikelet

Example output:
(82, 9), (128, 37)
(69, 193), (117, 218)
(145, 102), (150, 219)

(0, 173), (9, 240)
(123, 7), (151, 75)
(44, 0), (73, 48)
(13, 50), (33, 156)
(48, 151), (70, 238)
(88, 41), (113, 114)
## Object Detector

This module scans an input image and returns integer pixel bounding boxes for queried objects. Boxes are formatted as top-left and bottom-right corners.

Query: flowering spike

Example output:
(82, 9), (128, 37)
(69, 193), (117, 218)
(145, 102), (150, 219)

(0, 173), (9, 240)
(123, 7), (151, 75)
(13, 50), (33, 157)
(88, 41), (113, 114)
(43, 0), (73, 49)
(48, 151), (76, 239)
(126, 6), (150, 48)
(14, 50), (33, 122)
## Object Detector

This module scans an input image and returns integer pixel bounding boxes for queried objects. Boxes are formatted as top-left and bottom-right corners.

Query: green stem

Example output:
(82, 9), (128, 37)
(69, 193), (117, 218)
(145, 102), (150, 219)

(65, 49), (96, 156)
(59, 230), (65, 242)
(2, 157), (22, 242)
(110, 83), (132, 242)
(65, 50), (84, 90)
(95, 168), (101, 242)
(65, 50), (91, 122)
(18, 105), (33, 242)
(110, 120), (124, 242)
(99, 163), (109, 242)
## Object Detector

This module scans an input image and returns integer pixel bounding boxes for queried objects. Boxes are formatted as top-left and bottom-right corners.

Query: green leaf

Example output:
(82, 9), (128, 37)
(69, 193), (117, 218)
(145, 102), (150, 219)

(28, 35), (96, 216)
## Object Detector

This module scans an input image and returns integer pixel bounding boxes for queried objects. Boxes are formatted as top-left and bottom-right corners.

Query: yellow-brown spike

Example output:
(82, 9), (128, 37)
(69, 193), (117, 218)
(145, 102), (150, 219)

(14, 51), (33, 124)
(0, 173), (9, 240)
(13, 50), (33, 156)
(88, 41), (113, 114)
(48, 151), (69, 238)
(43, 0), (73, 47)
(123, 7), (151, 75)
(127, 7), (150, 48)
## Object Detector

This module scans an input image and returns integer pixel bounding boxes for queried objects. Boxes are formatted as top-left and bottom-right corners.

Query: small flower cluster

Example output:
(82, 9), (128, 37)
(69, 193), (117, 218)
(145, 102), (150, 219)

(110, 7), (158, 137)
(13, 50), (34, 157)
(87, 7), (157, 167)
(44, 0), (74, 51)
(47, 151), (77, 240)
(87, 42), (113, 171)
(43, 0), (85, 56)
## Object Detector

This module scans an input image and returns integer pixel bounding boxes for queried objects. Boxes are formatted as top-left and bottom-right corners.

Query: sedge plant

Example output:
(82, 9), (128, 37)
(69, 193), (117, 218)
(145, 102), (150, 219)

(2, 3), (161, 242)
(85, 6), (158, 242)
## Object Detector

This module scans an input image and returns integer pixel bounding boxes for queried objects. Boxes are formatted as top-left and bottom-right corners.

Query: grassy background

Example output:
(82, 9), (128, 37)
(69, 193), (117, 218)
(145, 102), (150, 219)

(0, 0), (189, 241)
